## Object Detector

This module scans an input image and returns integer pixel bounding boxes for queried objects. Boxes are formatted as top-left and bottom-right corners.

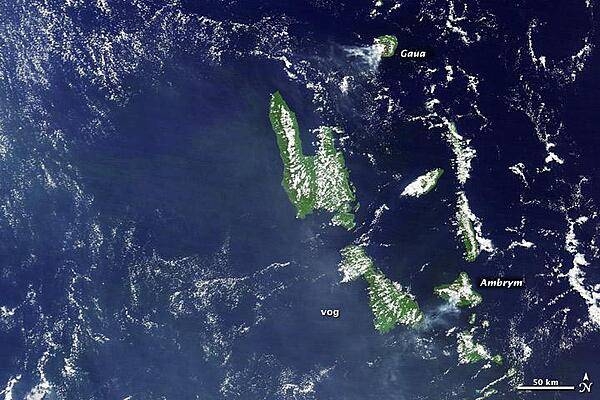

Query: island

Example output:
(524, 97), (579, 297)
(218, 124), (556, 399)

(456, 192), (480, 262)
(339, 245), (423, 333)
(457, 330), (503, 365)
(269, 91), (357, 229)
(434, 272), (482, 308)
(442, 120), (476, 186)
(374, 35), (398, 57)
(401, 168), (444, 197)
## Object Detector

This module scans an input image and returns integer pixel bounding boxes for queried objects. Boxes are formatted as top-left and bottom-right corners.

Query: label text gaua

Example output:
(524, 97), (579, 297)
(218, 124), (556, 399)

(400, 49), (427, 58)
(320, 309), (340, 318)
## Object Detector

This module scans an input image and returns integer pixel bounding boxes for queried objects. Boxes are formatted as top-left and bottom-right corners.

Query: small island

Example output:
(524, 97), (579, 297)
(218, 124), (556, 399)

(374, 35), (398, 57)
(457, 330), (503, 365)
(401, 168), (444, 197)
(434, 272), (482, 308)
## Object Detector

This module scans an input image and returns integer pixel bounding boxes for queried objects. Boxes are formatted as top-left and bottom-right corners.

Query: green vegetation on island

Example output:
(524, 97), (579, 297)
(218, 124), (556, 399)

(442, 119), (476, 185)
(491, 354), (504, 365)
(365, 266), (424, 333)
(374, 35), (398, 57)
(339, 245), (374, 282)
(457, 331), (490, 364)
(314, 126), (357, 229)
(456, 330), (503, 365)
(269, 91), (357, 229)
(434, 272), (482, 308)
(456, 192), (480, 262)
(401, 168), (444, 197)
(339, 245), (423, 333)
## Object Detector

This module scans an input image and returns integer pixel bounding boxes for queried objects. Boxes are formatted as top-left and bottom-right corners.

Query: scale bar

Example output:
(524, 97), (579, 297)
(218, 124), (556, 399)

(517, 386), (575, 391)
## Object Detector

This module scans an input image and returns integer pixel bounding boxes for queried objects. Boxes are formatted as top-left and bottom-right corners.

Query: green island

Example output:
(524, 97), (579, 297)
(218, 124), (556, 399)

(401, 168), (444, 197)
(443, 119), (476, 185)
(456, 192), (480, 262)
(374, 35), (398, 57)
(269, 91), (357, 229)
(339, 245), (423, 333)
(339, 245), (374, 282)
(457, 330), (503, 365)
(434, 272), (482, 308)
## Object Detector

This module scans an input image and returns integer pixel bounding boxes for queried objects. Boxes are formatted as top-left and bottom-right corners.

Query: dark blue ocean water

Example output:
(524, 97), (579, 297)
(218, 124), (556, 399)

(0, 1), (599, 399)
